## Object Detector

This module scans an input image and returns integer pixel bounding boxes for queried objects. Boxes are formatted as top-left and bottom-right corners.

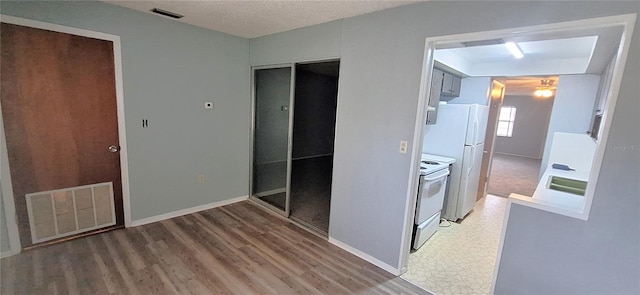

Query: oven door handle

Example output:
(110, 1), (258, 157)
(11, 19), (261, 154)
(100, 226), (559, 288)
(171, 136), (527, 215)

(424, 168), (450, 181)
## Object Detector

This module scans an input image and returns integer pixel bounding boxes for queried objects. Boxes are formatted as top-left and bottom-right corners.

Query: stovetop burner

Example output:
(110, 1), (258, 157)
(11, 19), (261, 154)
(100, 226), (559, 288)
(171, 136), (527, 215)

(420, 160), (448, 176)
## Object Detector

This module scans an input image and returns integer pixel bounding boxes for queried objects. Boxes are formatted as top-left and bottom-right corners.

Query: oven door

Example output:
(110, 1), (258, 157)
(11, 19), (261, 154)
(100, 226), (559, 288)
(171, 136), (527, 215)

(413, 211), (441, 249)
(415, 168), (449, 224)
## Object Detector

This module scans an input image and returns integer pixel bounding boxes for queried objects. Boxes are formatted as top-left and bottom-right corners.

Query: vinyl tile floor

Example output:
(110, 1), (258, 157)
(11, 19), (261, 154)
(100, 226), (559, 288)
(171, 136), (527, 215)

(402, 194), (507, 295)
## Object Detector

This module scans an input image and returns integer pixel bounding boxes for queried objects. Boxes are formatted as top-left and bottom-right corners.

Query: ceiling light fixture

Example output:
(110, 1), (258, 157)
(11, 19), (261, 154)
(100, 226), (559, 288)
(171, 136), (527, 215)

(534, 79), (555, 98)
(505, 42), (524, 59)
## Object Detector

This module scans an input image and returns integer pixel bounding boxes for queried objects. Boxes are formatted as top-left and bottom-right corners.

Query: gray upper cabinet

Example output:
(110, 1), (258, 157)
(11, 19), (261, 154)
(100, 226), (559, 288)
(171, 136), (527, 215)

(426, 69), (444, 125)
(441, 71), (461, 97)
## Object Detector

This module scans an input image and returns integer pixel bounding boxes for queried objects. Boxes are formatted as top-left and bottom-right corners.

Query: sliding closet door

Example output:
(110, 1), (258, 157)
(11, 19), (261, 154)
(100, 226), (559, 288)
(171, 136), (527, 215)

(251, 67), (294, 214)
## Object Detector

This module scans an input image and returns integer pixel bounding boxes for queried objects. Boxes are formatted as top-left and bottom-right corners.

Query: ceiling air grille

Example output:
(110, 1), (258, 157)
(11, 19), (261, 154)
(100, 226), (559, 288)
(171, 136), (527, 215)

(151, 8), (184, 19)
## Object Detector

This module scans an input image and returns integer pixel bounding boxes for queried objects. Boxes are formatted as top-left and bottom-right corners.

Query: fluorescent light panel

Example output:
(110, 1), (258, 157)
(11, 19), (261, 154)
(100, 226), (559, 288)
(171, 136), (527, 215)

(505, 42), (524, 59)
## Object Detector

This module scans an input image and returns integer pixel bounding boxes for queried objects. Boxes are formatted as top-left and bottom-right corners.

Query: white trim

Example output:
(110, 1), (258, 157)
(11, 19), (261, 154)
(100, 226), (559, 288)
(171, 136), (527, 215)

(112, 34), (132, 227)
(401, 12), (637, 293)
(1, 15), (118, 41)
(130, 195), (248, 227)
(581, 14), (636, 219)
(0, 15), (133, 231)
(328, 237), (402, 276)
(493, 152), (542, 160)
(1, 118), (21, 256)
(398, 37), (434, 273)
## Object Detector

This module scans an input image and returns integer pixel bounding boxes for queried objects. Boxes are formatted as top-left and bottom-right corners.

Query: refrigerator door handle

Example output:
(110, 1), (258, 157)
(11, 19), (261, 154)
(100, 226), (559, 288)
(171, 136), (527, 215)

(473, 121), (478, 143)
(467, 149), (475, 176)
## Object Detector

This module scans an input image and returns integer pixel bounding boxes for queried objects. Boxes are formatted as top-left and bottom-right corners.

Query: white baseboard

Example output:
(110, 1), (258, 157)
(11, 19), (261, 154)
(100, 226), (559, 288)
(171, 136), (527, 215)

(130, 195), (248, 227)
(493, 152), (542, 160)
(1, 249), (20, 258)
(328, 237), (401, 276)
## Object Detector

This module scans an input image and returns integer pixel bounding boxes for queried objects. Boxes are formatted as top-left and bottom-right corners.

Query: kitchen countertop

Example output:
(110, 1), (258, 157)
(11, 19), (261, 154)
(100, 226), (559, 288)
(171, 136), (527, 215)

(507, 164), (590, 219)
(507, 132), (595, 220)
(531, 166), (588, 212)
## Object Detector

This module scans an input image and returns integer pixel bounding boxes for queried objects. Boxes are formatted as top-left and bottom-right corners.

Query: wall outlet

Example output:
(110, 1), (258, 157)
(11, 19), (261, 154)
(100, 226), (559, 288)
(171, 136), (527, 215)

(399, 141), (408, 154)
(204, 102), (214, 109)
(198, 175), (205, 183)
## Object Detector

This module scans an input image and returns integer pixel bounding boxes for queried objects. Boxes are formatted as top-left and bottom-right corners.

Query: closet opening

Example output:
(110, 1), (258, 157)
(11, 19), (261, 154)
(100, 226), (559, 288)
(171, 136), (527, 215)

(250, 60), (339, 235)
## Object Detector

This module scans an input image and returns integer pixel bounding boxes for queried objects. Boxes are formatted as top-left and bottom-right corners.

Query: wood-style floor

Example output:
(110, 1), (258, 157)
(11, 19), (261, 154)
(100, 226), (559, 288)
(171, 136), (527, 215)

(0, 201), (429, 295)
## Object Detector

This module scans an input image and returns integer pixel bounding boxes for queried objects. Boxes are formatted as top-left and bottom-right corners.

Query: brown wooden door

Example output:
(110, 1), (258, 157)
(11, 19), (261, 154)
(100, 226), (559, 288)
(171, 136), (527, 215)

(1, 23), (123, 247)
(477, 80), (505, 200)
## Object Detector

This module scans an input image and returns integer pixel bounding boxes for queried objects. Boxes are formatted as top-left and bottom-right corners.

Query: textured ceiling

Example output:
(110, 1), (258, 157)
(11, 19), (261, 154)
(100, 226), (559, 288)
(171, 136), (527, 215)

(105, 0), (421, 38)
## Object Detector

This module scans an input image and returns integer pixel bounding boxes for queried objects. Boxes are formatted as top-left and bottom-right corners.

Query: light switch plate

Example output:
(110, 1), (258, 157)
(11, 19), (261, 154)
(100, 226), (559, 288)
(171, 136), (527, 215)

(204, 102), (214, 109)
(399, 140), (408, 154)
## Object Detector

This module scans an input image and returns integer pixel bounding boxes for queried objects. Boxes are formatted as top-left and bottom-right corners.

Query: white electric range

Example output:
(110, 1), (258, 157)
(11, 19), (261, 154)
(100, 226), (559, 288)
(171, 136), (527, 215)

(412, 153), (456, 250)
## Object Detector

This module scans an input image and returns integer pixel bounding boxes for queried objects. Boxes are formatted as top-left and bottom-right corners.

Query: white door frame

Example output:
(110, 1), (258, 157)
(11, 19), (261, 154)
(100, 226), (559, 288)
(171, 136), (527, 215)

(0, 15), (132, 256)
(399, 13), (636, 276)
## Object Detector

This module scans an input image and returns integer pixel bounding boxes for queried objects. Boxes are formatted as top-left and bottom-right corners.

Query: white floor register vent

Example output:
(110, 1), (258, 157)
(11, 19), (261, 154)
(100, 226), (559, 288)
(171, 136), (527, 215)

(26, 182), (116, 244)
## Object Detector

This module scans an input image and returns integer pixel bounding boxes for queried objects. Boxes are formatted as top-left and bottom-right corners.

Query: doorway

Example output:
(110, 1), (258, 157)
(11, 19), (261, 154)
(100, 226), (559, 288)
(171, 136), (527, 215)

(485, 78), (557, 198)
(251, 61), (339, 234)
(402, 15), (632, 295)
(477, 80), (505, 200)
(0, 19), (129, 249)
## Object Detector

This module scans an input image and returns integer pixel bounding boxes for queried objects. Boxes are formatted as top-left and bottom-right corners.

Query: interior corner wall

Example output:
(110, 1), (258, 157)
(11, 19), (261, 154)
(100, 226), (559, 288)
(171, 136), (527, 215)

(0, 1), (251, 222)
(494, 94), (554, 159)
(540, 74), (601, 172)
(249, 20), (342, 66)
(252, 2), (640, 279)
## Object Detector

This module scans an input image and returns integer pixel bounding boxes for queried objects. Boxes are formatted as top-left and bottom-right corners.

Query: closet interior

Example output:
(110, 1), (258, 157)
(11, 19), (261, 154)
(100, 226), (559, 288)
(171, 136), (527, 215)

(251, 61), (339, 234)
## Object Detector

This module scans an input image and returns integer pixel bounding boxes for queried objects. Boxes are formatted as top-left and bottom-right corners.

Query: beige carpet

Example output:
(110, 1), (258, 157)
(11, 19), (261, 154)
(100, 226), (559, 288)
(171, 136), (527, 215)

(487, 153), (541, 197)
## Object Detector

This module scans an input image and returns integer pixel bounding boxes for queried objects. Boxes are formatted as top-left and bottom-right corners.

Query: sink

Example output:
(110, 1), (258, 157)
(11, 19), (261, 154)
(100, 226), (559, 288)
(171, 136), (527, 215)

(548, 176), (587, 196)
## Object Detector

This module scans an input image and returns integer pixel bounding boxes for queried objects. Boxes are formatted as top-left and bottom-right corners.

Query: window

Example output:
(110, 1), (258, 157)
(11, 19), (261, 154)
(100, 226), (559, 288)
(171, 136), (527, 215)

(497, 106), (516, 137)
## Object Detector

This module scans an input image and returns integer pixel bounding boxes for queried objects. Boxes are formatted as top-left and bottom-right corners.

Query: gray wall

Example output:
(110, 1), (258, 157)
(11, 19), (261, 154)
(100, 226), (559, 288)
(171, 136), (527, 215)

(494, 94), (555, 159)
(250, 20), (342, 66)
(540, 74), (600, 171)
(3, 1), (639, 293)
(252, 1), (640, 290)
(0, 1), (251, 221)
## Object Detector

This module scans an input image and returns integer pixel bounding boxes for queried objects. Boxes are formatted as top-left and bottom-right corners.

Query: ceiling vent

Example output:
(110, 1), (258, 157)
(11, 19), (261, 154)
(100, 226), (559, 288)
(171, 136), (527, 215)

(151, 8), (184, 19)
(462, 39), (504, 47)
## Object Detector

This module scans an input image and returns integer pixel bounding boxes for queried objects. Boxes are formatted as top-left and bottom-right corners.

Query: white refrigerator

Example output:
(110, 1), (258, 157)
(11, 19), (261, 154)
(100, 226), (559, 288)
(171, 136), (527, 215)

(422, 104), (489, 221)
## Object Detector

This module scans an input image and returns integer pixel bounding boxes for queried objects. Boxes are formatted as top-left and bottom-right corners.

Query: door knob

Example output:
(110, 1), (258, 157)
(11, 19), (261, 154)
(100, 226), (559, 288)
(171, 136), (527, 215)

(108, 145), (120, 153)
